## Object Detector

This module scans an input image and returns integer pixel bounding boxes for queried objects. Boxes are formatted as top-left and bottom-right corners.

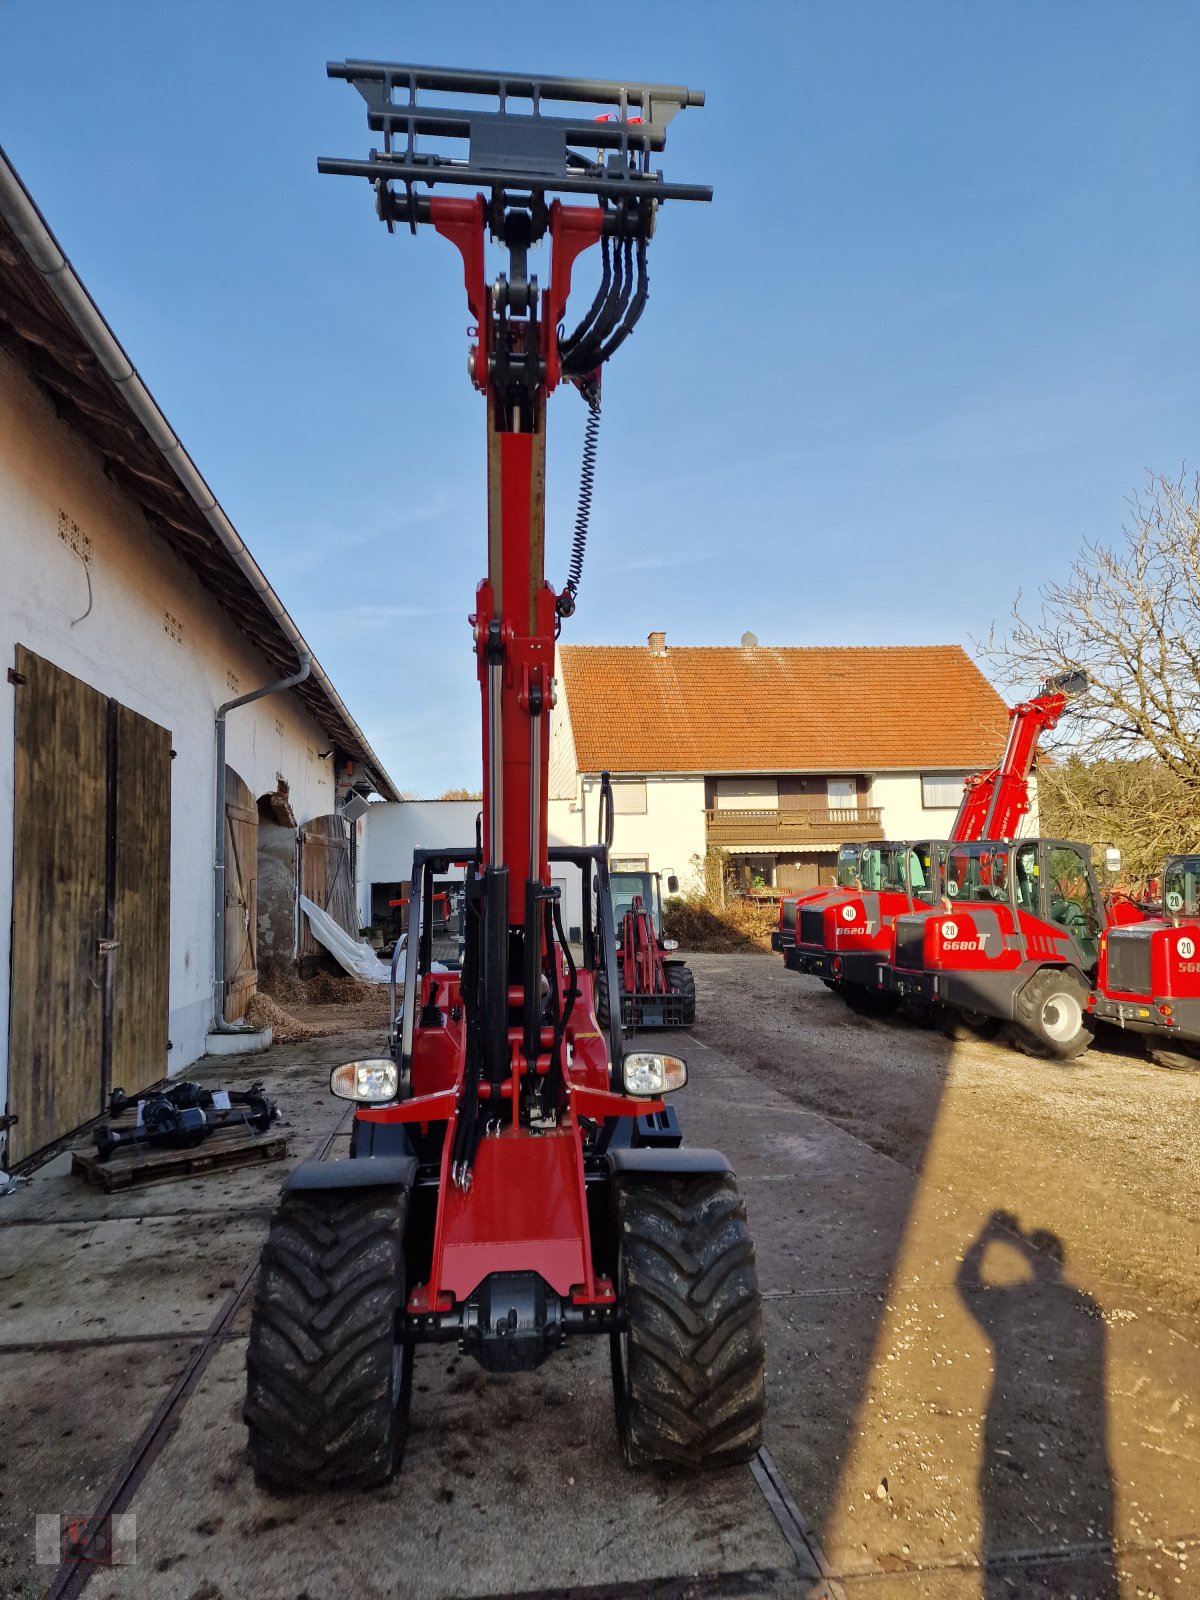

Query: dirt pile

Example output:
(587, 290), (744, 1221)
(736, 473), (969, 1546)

(303, 971), (376, 1005)
(243, 992), (338, 1043)
(262, 968), (377, 1007)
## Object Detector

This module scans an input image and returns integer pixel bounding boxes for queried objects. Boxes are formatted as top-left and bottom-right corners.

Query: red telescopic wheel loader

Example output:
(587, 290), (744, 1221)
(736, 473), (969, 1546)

(1090, 851), (1200, 1069)
(243, 62), (765, 1490)
(772, 677), (1082, 957)
(884, 835), (1148, 1057)
(779, 673), (1087, 1018)
(593, 772), (696, 1029)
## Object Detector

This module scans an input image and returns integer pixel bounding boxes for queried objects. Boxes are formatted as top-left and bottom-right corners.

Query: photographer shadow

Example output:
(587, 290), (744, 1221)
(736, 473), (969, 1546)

(957, 1212), (1116, 1598)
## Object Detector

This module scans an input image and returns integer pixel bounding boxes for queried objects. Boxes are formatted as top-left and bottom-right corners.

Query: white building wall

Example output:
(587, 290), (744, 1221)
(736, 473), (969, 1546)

(0, 350), (336, 1090)
(869, 769), (1040, 841)
(547, 677), (579, 802)
(358, 800), (482, 924)
(869, 771), (961, 841)
(564, 776), (707, 890)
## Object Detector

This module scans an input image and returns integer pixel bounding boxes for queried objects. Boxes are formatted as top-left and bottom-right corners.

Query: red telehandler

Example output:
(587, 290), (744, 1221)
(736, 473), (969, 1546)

(779, 674), (1084, 1014)
(884, 835), (1147, 1057)
(243, 61), (765, 1489)
(594, 772), (696, 1028)
(772, 673), (1084, 957)
(1087, 851), (1200, 1068)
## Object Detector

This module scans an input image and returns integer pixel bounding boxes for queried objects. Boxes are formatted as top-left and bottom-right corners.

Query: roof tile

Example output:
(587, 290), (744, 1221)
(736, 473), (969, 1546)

(558, 643), (1009, 774)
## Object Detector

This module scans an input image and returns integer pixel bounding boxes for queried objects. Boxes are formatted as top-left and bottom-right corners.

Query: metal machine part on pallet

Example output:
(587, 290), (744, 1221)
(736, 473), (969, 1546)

(96, 1082), (278, 1161)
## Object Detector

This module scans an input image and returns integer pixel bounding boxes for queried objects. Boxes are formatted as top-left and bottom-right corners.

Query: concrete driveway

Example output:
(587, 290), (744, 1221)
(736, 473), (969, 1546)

(3, 959), (1197, 1599)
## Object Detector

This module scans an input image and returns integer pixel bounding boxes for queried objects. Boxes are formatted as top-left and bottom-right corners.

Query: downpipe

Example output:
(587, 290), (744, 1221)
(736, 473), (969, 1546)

(211, 656), (311, 1033)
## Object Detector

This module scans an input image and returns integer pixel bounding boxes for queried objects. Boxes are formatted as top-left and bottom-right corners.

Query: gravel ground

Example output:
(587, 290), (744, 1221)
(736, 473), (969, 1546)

(690, 950), (1200, 1326)
(5, 955), (1197, 1598)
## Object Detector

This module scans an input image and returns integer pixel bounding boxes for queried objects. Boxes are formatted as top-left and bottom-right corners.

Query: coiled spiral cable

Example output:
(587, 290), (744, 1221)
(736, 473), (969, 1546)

(557, 381), (600, 620)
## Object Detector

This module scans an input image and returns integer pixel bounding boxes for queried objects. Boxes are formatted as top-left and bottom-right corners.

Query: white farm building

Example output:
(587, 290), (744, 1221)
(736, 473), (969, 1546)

(0, 150), (397, 1166)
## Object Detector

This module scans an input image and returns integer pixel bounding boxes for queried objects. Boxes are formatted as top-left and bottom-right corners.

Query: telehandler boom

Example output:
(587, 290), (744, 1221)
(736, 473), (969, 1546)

(244, 60), (765, 1489)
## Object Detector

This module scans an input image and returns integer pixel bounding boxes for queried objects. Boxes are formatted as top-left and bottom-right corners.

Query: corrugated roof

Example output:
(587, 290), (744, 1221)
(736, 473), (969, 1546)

(559, 643), (1009, 774)
(0, 146), (399, 799)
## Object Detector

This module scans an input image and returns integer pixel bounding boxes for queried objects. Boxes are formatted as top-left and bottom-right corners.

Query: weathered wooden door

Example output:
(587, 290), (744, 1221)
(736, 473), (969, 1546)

(223, 767), (257, 1022)
(8, 646), (171, 1163)
(112, 704), (172, 1085)
(299, 813), (355, 968)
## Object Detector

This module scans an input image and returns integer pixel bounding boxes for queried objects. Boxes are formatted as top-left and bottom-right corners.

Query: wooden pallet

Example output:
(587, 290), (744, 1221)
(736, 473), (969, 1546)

(72, 1117), (289, 1192)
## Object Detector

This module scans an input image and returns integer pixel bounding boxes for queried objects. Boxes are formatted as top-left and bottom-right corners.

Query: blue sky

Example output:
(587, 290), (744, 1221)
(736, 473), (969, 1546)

(2, 1), (1197, 794)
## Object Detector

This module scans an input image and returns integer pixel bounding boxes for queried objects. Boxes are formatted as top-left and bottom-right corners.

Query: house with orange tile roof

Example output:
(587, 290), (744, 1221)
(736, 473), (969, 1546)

(547, 632), (1018, 903)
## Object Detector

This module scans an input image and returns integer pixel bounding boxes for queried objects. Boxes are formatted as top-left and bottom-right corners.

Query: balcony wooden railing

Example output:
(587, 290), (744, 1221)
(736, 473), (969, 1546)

(705, 806), (884, 846)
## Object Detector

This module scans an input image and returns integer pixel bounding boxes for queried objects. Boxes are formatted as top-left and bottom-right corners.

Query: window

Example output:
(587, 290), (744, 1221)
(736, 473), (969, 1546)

(1046, 844), (1100, 965)
(836, 845), (863, 887)
(907, 847), (936, 904)
(1014, 843), (1039, 912)
(827, 778), (857, 811)
(715, 778), (778, 810)
(1163, 855), (1200, 918)
(922, 773), (965, 809)
(943, 843), (1011, 904)
(611, 781), (647, 815)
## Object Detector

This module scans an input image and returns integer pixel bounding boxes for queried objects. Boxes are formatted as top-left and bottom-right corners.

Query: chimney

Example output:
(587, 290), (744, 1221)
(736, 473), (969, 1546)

(647, 630), (667, 657)
(741, 630), (759, 648)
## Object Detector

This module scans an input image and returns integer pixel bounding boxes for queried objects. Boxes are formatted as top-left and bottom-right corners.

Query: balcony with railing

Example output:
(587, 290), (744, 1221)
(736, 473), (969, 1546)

(704, 806), (885, 847)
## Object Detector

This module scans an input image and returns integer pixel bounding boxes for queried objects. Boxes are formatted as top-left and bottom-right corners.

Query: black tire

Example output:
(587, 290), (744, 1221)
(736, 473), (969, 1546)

(595, 966), (610, 1029)
(1145, 1039), (1200, 1072)
(665, 962), (697, 1025)
(1012, 966), (1095, 1061)
(939, 1006), (1004, 1042)
(610, 1175), (766, 1470)
(244, 1189), (411, 1492)
(903, 997), (937, 1029)
(842, 984), (898, 1018)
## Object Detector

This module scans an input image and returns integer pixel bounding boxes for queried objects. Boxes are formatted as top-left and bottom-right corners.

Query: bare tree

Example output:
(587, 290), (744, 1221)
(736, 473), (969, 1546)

(984, 470), (1200, 779)
(1038, 756), (1197, 879)
(981, 471), (1200, 873)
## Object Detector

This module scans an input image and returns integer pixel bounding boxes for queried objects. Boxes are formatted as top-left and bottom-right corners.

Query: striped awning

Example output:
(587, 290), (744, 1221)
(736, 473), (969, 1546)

(721, 842), (837, 855)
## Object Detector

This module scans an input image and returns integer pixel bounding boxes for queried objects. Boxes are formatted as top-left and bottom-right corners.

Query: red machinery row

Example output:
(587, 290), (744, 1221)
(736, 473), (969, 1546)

(775, 678), (1200, 1067)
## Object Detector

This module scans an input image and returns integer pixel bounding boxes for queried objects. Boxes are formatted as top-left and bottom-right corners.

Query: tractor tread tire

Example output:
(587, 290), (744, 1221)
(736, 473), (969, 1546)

(940, 1007), (1004, 1042)
(1012, 966), (1095, 1061)
(1145, 1041), (1200, 1072)
(612, 1175), (765, 1471)
(595, 968), (611, 1030)
(244, 1189), (409, 1492)
(843, 984), (898, 1018)
(665, 962), (697, 1025)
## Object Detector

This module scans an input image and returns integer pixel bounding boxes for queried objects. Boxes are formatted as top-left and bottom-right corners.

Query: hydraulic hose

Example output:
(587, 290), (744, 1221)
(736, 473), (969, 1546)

(558, 385), (601, 618)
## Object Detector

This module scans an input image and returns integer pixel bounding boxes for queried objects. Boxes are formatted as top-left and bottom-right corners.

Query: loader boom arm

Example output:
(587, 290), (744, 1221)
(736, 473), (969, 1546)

(323, 60), (708, 1161)
(950, 671), (1086, 843)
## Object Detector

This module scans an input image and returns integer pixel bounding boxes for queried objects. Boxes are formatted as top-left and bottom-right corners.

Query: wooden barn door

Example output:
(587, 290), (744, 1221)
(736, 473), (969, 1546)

(299, 813), (354, 971)
(8, 646), (171, 1164)
(112, 705), (172, 1086)
(222, 767), (258, 1022)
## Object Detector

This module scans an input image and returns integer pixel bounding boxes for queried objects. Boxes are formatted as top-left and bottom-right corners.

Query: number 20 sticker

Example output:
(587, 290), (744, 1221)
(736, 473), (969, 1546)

(941, 920), (959, 940)
(1179, 936), (1197, 961)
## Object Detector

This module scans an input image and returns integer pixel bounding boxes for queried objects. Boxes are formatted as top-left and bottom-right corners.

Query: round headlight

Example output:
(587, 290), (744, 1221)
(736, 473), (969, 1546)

(330, 1058), (399, 1103)
(623, 1051), (688, 1098)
